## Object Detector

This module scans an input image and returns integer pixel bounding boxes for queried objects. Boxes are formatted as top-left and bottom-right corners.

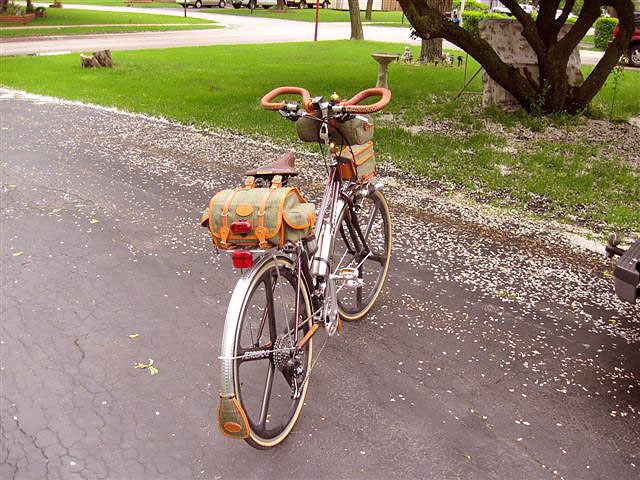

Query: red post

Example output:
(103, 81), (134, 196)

(314, 0), (319, 41)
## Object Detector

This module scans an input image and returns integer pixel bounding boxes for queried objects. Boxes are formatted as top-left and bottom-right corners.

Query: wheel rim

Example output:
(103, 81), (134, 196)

(233, 261), (312, 446)
(195, 0), (201, 7)
(332, 189), (392, 319)
(219, 0), (225, 6)
(631, 47), (640, 66)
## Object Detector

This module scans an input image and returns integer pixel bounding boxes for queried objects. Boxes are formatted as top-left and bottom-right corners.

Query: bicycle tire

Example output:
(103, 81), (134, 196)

(219, 255), (313, 449)
(331, 188), (392, 321)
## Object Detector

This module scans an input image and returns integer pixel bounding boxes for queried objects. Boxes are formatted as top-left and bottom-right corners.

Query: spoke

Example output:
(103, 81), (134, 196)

(339, 223), (356, 255)
(363, 204), (379, 242)
(235, 345), (273, 364)
(258, 361), (275, 428)
(256, 276), (276, 344)
(264, 275), (278, 343)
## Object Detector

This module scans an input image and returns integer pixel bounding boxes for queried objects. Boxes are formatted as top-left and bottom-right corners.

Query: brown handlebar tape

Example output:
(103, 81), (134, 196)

(260, 86), (391, 114)
(340, 87), (391, 114)
(260, 86), (314, 113)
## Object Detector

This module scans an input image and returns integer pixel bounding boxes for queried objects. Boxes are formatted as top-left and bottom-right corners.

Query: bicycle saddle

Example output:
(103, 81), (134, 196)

(244, 152), (299, 178)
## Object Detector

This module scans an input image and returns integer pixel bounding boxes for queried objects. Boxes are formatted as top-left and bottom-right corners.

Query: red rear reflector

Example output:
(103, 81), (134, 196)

(230, 221), (252, 235)
(231, 250), (253, 269)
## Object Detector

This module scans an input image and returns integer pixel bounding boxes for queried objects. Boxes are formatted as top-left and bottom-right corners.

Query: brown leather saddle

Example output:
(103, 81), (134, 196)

(244, 151), (299, 180)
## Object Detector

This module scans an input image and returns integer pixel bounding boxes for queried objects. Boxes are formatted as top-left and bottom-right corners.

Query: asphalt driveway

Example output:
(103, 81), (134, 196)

(1, 89), (638, 479)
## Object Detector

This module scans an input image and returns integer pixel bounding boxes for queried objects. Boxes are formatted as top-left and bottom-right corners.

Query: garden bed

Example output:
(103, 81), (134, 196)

(0, 13), (35, 24)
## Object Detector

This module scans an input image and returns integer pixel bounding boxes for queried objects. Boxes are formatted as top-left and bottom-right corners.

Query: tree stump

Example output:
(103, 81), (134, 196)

(80, 50), (113, 68)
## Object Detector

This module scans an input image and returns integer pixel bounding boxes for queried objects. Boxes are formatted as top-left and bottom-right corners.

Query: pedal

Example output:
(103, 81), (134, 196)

(331, 268), (364, 288)
(217, 394), (250, 440)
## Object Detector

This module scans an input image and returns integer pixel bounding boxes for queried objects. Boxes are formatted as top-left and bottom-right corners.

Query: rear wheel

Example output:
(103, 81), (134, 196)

(194, 0), (202, 7)
(322, 0), (329, 7)
(218, 0), (226, 7)
(248, 0), (256, 8)
(629, 45), (640, 68)
(222, 257), (313, 449)
(299, 0), (306, 7)
(331, 187), (392, 321)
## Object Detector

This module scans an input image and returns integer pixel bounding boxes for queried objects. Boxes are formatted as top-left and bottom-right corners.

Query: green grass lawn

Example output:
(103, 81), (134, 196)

(25, 0), (181, 7)
(0, 7), (217, 36)
(1, 8), (214, 25)
(0, 41), (637, 231)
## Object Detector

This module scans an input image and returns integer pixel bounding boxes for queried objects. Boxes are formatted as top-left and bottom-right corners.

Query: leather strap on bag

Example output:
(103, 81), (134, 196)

(220, 188), (241, 247)
(270, 175), (283, 189)
(256, 188), (274, 249)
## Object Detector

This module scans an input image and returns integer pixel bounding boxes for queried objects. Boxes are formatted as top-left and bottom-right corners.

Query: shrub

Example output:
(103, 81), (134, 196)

(462, 11), (507, 37)
(453, 0), (488, 12)
(594, 17), (618, 50)
(2, 2), (26, 15)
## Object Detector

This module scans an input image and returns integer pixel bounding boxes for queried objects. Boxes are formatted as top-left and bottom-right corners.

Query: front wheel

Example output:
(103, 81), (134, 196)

(299, 0), (306, 7)
(194, 0), (202, 7)
(218, 0), (226, 7)
(331, 187), (392, 321)
(248, 0), (256, 8)
(219, 256), (313, 449)
(629, 45), (640, 68)
(322, 0), (329, 7)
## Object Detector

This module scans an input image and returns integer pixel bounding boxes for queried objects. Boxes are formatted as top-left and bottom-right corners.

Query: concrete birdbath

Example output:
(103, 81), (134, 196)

(371, 53), (401, 89)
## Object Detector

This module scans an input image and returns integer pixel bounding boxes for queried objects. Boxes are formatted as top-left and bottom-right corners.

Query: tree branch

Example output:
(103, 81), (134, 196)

(499, 0), (546, 56)
(570, 0), (635, 111)
(553, 0), (603, 62)
(398, 0), (537, 107)
(553, 0), (576, 29)
(536, 0), (561, 46)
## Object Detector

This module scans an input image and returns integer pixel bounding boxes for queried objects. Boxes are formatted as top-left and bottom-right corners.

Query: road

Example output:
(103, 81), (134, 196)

(1, 89), (638, 479)
(0, 4), (605, 66)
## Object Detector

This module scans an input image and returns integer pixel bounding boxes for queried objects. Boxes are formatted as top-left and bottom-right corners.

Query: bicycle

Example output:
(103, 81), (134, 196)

(212, 86), (393, 448)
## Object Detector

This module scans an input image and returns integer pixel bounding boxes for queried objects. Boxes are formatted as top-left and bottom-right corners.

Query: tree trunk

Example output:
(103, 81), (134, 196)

(398, 0), (636, 113)
(420, 38), (443, 62)
(348, 0), (364, 40)
(419, 0), (451, 62)
(1, 0), (8, 13)
(365, 0), (373, 21)
(26, 0), (33, 12)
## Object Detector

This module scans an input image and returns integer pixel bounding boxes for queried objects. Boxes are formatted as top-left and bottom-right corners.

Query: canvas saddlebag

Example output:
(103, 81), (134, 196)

(338, 141), (376, 184)
(296, 114), (374, 146)
(201, 176), (316, 250)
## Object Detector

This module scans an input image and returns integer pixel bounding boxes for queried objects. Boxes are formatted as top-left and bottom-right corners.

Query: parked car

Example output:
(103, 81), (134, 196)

(490, 6), (512, 16)
(177, 0), (226, 8)
(287, 0), (330, 7)
(518, 3), (535, 14)
(232, 0), (277, 7)
(611, 12), (640, 67)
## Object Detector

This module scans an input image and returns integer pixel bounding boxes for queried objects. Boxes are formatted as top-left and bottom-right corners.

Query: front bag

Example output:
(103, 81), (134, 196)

(201, 176), (316, 249)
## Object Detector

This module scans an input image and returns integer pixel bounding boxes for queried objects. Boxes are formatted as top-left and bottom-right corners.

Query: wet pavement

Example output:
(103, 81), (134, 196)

(1, 89), (638, 479)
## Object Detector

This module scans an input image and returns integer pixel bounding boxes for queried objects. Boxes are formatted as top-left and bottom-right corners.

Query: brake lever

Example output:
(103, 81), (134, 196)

(279, 110), (300, 122)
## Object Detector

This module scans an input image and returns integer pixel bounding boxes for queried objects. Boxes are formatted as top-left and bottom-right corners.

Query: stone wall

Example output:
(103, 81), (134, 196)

(479, 18), (583, 110)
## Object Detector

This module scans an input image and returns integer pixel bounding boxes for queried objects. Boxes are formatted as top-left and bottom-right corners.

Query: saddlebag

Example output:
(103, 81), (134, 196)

(337, 141), (376, 184)
(201, 176), (315, 249)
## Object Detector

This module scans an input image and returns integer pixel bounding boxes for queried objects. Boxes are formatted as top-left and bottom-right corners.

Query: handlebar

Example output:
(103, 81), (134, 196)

(260, 86), (314, 113)
(260, 86), (391, 114)
(340, 87), (391, 114)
